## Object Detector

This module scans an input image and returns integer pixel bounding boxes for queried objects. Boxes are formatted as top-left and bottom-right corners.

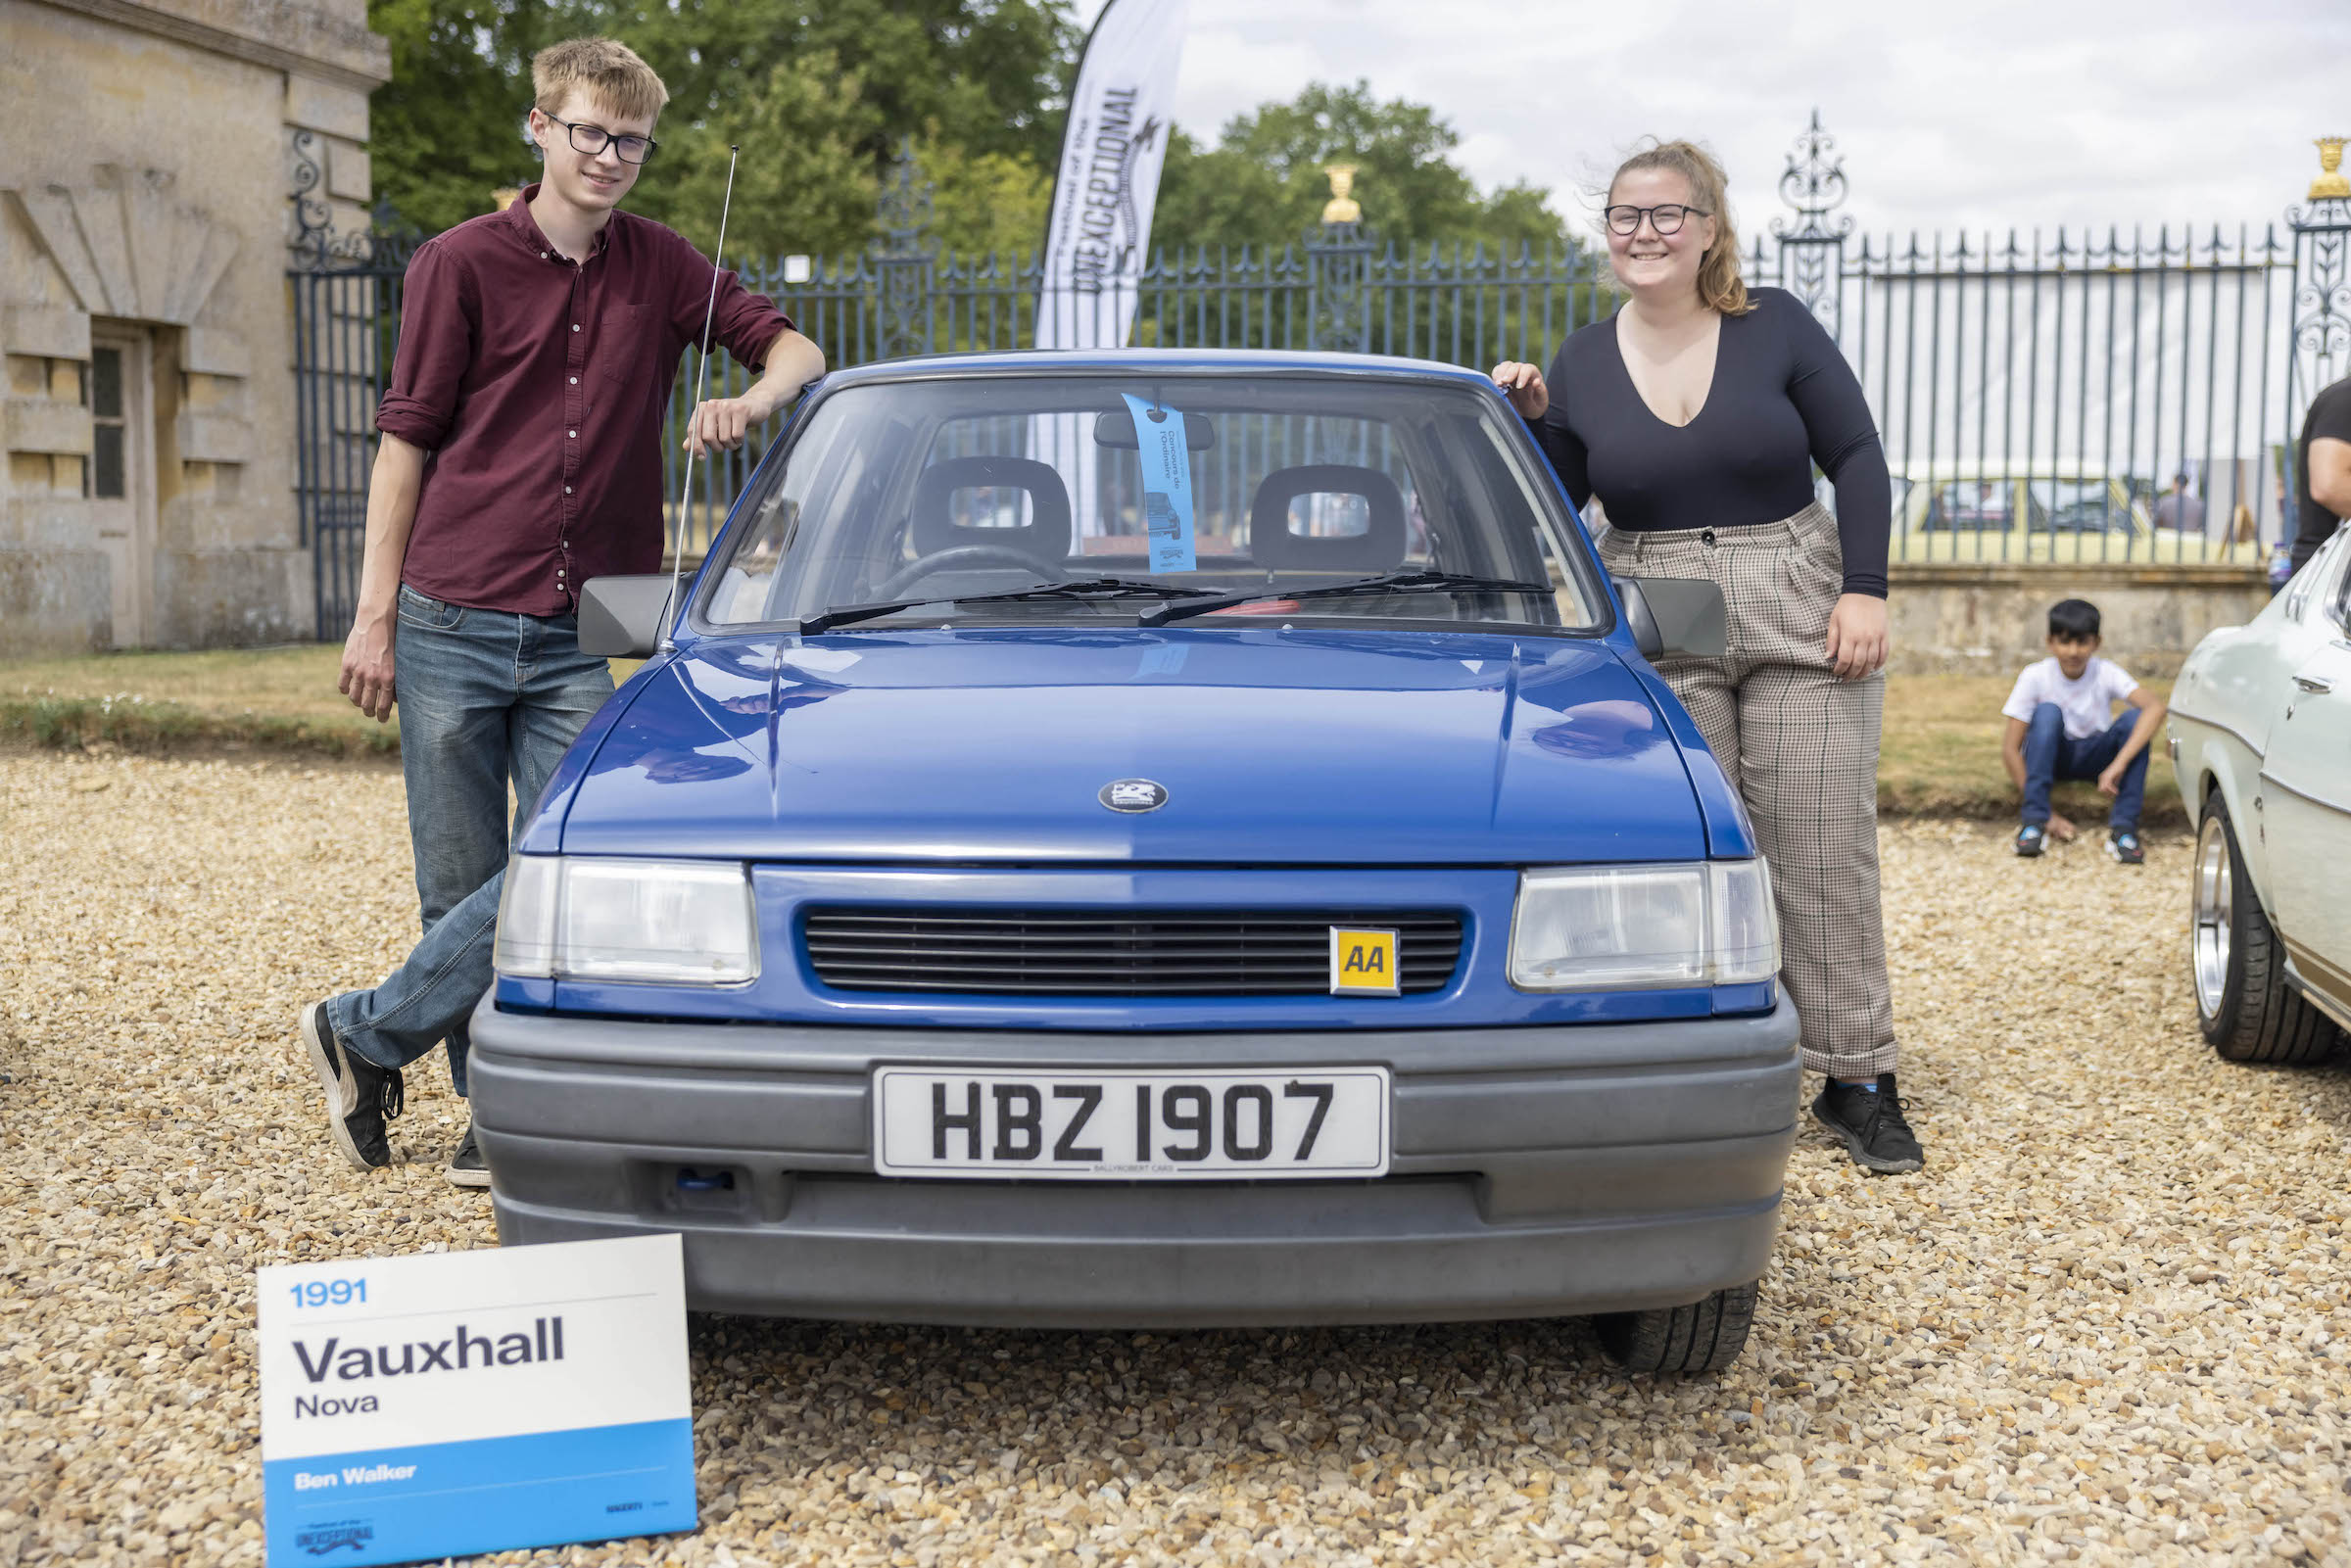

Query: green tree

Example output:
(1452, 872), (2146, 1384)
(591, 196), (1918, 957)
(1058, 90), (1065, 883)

(1154, 80), (1576, 259)
(920, 141), (1053, 262)
(367, 0), (561, 238)
(364, 0), (1079, 248)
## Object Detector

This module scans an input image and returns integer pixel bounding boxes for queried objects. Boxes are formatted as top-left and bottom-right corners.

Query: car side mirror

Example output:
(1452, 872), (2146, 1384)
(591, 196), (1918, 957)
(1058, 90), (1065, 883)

(1611, 575), (1728, 660)
(578, 575), (678, 658)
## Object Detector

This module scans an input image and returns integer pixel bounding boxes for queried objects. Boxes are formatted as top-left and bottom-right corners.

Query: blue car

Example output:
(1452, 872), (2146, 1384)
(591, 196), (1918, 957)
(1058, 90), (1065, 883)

(472, 350), (1800, 1373)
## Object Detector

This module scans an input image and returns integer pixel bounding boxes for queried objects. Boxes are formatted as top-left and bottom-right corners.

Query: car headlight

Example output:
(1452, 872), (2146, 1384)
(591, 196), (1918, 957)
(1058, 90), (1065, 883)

(1508, 861), (1778, 990)
(494, 855), (759, 985)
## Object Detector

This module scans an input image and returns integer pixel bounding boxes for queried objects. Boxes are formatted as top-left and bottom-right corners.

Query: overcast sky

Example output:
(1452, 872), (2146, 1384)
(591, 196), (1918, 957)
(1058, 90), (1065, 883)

(1076, 0), (2351, 244)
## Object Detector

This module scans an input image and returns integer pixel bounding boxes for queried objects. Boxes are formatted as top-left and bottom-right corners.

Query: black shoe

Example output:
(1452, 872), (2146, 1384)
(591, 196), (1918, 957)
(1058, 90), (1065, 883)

(2105, 829), (2144, 865)
(302, 1000), (404, 1169)
(2014, 824), (2046, 857)
(444, 1121), (490, 1190)
(1811, 1072), (1925, 1174)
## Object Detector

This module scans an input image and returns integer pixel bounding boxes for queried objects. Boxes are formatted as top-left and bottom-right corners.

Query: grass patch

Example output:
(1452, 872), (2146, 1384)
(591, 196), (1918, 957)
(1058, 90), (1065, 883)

(0, 645), (397, 757)
(1878, 673), (2181, 826)
(3, 647), (2181, 822)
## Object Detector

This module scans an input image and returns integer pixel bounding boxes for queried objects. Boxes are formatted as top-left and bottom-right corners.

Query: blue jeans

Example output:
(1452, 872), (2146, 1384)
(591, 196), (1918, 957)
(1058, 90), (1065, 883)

(326, 586), (611, 1091)
(2020, 702), (2147, 832)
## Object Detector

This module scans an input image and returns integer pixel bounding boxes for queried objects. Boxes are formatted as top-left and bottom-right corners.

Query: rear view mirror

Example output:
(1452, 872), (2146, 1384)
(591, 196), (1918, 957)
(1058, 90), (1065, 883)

(1094, 407), (1217, 450)
(579, 575), (678, 658)
(1611, 575), (1728, 660)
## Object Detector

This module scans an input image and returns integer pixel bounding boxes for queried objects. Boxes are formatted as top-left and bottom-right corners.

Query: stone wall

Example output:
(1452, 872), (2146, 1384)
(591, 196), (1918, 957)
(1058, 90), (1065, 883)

(0, 0), (388, 655)
(1887, 561), (2271, 678)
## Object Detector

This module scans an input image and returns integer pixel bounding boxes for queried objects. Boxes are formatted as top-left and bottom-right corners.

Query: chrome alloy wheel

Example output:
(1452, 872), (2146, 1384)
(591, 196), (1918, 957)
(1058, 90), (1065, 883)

(2191, 813), (2233, 1021)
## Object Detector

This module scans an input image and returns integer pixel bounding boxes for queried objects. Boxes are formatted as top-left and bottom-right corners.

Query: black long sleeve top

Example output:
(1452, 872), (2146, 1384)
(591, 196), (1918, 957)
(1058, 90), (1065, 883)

(2291, 376), (2351, 573)
(1529, 287), (1894, 597)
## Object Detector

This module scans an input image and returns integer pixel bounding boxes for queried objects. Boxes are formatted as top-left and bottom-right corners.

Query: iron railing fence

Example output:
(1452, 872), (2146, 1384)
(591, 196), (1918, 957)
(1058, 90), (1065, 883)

(656, 235), (1619, 555)
(1749, 222), (2298, 567)
(290, 119), (2351, 638)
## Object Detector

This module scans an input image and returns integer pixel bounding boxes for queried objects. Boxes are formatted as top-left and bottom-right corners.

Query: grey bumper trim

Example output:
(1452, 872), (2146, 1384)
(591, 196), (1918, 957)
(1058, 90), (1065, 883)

(468, 995), (1801, 1325)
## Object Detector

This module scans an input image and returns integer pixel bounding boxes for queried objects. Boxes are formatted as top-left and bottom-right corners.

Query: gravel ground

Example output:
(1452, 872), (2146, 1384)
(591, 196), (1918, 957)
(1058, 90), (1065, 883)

(3, 747), (2348, 1566)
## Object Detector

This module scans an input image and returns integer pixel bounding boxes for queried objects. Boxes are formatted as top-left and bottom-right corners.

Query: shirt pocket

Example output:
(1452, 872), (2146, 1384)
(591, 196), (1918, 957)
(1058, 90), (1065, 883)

(597, 303), (656, 386)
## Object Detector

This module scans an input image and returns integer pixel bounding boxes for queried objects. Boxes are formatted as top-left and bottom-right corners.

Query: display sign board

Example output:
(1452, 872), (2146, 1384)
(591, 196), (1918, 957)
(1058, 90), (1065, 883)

(258, 1234), (696, 1567)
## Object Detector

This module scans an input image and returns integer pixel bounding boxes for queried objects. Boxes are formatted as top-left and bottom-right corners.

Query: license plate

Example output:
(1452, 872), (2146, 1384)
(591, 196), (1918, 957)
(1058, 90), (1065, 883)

(871, 1068), (1390, 1180)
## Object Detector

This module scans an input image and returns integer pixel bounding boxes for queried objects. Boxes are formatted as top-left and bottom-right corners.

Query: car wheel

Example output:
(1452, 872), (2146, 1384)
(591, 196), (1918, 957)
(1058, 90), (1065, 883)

(2193, 790), (2341, 1065)
(1592, 1280), (1757, 1374)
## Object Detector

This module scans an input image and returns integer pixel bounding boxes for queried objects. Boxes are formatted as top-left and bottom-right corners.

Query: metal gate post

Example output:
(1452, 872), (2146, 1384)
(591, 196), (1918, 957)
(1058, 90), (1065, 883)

(2285, 137), (2351, 515)
(1301, 165), (1371, 355)
(1771, 109), (1853, 338)
(287, 129), (419, 639)
(873, 140), (936, 360)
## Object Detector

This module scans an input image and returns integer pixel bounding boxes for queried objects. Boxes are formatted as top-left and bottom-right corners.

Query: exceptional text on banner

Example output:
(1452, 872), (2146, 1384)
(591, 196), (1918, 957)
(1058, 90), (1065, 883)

(258, 1234), (696, 1567)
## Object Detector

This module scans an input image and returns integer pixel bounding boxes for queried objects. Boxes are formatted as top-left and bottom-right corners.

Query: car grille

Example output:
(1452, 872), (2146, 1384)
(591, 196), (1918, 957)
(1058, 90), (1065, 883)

(801, 908), (1464, 996)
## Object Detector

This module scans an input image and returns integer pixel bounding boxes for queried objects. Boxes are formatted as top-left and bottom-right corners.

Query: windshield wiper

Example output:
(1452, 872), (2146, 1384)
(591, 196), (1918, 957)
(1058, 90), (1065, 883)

(1139, 569), (1556, 627)
(793, 576), (1218, 634)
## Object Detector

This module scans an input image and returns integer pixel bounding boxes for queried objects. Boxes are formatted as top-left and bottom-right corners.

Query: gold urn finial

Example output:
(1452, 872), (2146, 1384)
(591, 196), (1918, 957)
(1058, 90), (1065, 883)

(2314, 137), (2351, 202)
(1320, 164), (1362, 225)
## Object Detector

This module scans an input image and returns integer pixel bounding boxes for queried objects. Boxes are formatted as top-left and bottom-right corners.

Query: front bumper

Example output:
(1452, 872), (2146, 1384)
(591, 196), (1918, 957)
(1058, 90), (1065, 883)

(467, 994), (1801, 1327)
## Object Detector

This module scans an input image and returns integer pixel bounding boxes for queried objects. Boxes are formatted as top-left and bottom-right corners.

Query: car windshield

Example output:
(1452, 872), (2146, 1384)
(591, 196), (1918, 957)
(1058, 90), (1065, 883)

(698, 371), (1605, 633)
(1934, 481), (2013, 529)
(2030, 479), (2132, 533)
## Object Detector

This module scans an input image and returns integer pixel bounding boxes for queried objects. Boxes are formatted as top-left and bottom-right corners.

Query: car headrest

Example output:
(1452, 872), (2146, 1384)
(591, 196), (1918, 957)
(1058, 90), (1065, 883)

(1248, 464), (1408, 572)
(912, 455), (1072, 562)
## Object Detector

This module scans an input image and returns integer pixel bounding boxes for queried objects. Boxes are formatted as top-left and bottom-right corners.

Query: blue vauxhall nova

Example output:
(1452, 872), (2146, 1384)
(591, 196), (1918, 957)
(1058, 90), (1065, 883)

(471, 350), (1801, 1373)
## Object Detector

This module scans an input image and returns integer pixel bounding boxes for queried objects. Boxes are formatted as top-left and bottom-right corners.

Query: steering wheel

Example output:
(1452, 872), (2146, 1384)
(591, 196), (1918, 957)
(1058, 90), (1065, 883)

(877, 546), (1062, 600)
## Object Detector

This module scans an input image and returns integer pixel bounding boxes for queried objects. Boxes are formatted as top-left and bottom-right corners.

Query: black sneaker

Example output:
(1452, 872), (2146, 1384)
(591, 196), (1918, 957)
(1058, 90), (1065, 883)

(2105, 829), (2144, 865)
(2014, 824), (2046, 857)
(301, 1000), (404, 1169)
(444, 1121), (490, 1190)
(1811, 1072), (1925, 1174)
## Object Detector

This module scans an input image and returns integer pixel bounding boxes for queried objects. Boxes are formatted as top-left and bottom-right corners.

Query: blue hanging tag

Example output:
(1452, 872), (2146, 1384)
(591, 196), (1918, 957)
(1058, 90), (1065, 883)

(1120, 393), (1196, 573)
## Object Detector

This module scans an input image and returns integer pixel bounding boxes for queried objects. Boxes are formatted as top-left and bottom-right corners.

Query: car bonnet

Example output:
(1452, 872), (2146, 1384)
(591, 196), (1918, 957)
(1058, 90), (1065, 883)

(550, 627), (1711, 865)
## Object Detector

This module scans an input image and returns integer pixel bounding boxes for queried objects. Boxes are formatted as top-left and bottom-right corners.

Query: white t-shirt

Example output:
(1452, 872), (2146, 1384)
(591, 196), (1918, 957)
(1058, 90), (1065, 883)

(2002, 655), (2138, 740)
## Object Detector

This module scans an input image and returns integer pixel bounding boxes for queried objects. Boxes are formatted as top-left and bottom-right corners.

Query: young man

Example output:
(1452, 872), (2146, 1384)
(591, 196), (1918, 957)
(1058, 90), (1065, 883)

(305, 37), (824, 1187)
(2000, 598), (2166, 865)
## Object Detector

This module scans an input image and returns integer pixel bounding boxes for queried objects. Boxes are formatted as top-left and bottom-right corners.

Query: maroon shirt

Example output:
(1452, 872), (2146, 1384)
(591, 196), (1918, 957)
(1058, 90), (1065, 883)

(376, 184), (792, 615)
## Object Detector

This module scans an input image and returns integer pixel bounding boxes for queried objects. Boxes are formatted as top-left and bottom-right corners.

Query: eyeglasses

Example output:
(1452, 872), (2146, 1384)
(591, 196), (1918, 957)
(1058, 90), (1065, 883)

(547, 115), (658, 166)
(1604, 203), (1709, 237)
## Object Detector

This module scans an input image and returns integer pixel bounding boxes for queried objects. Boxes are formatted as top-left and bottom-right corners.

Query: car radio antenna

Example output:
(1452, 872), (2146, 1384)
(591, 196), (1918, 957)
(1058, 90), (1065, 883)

(661, 142), (742, 653)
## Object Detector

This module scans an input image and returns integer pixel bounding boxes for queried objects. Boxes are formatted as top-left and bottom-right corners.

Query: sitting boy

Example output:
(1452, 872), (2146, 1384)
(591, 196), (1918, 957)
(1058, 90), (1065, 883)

(2000, 598), (2166, 864)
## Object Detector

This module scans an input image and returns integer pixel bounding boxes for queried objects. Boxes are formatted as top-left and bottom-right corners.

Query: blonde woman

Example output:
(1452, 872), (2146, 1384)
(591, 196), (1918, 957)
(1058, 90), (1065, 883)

(1492, 139), (1922, 1174)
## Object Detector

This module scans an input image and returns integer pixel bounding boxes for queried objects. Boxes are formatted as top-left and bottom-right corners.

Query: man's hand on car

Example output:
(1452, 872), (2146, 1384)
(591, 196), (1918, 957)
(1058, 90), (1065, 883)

(339, 610), (397, 722)
(683, 389), (782, 457)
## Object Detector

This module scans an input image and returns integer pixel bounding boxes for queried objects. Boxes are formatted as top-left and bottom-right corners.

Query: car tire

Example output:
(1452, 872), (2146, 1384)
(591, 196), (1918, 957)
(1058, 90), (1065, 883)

(2193, 790), (2341, 1066)
(1592, 1280), (1758, 1374)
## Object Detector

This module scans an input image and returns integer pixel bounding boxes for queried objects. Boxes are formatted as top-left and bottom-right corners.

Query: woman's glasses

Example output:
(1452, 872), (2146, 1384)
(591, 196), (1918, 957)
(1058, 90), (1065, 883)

(1604, 204), (1709, 237)
(548, 115), (658, 166)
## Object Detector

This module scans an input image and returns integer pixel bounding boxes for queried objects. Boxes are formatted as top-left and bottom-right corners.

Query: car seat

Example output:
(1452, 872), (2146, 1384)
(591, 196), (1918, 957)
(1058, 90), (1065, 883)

(910, 455), (1073, 579)
(1247, 464), (1407, 574)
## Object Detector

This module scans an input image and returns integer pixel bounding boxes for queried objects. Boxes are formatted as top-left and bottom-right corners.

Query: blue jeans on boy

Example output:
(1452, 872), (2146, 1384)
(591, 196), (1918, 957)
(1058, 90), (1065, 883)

(2020, 701), (2147, 832)
(324, 586), (611, 1092)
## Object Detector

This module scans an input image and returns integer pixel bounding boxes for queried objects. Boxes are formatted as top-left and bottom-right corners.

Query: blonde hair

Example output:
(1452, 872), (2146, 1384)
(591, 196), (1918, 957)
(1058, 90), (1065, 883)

(532, 37), (668, 122)
(1607, 139), (1752, 316)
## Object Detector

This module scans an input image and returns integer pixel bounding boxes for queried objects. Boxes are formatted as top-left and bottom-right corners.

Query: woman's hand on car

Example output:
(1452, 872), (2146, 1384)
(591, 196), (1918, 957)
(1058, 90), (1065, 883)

(1824, 593), (1889, 680)
(1490, 362), (1549, 420)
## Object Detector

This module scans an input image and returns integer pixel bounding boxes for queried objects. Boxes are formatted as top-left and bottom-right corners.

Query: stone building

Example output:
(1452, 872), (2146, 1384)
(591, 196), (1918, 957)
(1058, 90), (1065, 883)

(0, 0), (389, 655)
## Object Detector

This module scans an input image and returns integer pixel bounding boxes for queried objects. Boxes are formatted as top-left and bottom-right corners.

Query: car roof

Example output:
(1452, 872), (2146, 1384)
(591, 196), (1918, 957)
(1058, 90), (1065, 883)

(816, 347), (1504, 391)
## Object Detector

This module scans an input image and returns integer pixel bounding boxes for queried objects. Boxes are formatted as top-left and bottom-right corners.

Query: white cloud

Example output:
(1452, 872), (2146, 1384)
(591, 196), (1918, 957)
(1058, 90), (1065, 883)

(1078, 0), (2351, 239)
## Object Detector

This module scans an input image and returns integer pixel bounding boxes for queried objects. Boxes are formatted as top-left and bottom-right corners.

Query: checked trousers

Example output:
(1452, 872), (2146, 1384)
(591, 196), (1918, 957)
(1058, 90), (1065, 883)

(1600, 501), (1898, 1080)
